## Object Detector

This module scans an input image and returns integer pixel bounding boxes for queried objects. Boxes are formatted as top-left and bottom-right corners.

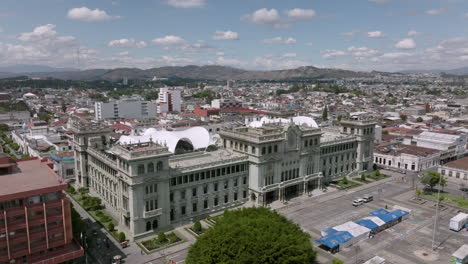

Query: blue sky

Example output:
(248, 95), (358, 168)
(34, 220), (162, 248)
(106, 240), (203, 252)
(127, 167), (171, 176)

(0, 0), (467, 71)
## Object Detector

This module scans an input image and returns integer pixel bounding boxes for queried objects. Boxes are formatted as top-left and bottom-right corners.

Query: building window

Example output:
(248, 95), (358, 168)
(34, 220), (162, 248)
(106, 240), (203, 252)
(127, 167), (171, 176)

(170, 192), (174, 202)
(181, 206), (186, 215)
(146, 221), (151, 231)
(138, 164), (145, 174)
(192, 188), (197, 196)
(192, 203), (197, 212)
(243, 176), (247, 184)
(152, 220), (158, 229)
(204, 200), (208, 209)
(274, 145), (278, 152)
(234, 179), (238, 187)
(214, 183), (218, 191)
(252, 146), (256, 154)
(268, 146), (272, 153)
(224, 194), (228, 204)
(234, 192), (238, 201)
(147, 163), (154, 173)
(214, 197), (218, 206)
(441, 170), (445, 175)
(224, 181), (228, 189)
(243, 190), (247, 198)
(181, 190), (186, 199)
(157, 161), (163, 171)
(262, 147), (266, 155)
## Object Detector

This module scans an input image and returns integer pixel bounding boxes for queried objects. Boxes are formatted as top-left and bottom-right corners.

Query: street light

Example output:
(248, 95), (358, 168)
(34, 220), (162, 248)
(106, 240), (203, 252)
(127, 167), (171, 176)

(431, 173), (443, 251)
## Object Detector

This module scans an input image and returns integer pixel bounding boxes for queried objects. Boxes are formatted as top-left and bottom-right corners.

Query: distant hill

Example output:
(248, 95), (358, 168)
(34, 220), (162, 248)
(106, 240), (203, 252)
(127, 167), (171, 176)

(399, 66), (468, 75)
(0, 65), (375, 81)
(0, 64), (78, 73)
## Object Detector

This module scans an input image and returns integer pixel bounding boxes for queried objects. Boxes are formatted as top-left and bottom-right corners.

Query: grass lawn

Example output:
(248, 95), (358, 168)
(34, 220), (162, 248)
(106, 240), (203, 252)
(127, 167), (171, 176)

(334, 180), (362, 189)
(367, 174), (389, 181)
(139, 232), (184, 252)
(206, 215), (223, 225)
(186, 226), (206, 237)
(421, 192), (468, 209)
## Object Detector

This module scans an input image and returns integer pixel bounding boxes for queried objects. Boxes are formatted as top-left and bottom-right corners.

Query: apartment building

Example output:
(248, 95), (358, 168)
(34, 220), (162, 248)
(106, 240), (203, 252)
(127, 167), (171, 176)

(0, 155), (83, 264)
(95, 96), (157, 120)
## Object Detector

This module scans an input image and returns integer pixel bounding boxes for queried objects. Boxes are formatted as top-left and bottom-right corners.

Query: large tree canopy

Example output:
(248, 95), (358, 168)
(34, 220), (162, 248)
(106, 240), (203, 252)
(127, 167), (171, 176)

(186, 207), (317, 264)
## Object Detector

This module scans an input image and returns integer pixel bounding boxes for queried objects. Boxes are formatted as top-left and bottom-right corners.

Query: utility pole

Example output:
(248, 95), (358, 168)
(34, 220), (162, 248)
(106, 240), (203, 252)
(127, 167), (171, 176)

(431, 174), (442, 251)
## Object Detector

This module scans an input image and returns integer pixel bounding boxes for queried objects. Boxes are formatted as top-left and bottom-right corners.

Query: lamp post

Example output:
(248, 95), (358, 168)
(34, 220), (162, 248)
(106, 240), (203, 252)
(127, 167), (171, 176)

(431, 174), (443, 251)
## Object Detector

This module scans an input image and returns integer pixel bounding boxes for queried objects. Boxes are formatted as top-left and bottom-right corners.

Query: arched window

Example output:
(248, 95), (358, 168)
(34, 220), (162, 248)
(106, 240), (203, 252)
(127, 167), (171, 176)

(147, 163), (154, 173)
(152, 220), (158, 229)
(146, 221), (151, 231)
(138, 164), (145, 174)
(157, 161), (163, 171)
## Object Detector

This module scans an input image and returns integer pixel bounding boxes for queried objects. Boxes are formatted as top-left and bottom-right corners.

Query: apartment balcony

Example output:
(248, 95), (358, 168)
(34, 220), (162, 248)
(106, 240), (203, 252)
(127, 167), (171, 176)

(11, 247), (28, 259)
(143, 208), (163, 219)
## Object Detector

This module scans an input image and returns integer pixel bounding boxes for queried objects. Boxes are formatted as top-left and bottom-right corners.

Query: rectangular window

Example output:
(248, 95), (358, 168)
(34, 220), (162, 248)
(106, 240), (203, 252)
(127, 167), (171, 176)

(192, 203), (197, 212)
(234, 179), (238, 187)
(243, 190), (247, 198)
(234, 192), (238, 201)
(214, 183), (218, 191)
(224, 181), (228, 189)
(181, 206), (186, 215)
(252, 146), (256, 154)
(214, 197), (218, 206)
(243, 176), (247, 184)
(224, 194), (228, 204)
(204, 185), (208, 194)
(274, 145), (278, 152)
(170, 192), (174, 202)
(192, 188), (197, 197)
(204, 200), (208, 209)
(181, 190), (186, 199)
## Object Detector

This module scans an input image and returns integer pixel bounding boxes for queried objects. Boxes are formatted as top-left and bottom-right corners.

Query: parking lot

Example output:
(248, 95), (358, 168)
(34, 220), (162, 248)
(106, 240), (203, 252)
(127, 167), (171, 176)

(280, 178), (468, 264)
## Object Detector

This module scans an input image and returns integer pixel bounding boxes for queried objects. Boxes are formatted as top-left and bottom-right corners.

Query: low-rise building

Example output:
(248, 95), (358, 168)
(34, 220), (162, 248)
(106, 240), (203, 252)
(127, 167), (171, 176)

(374, 143), (440, 172)
(438, 156), (468, 184)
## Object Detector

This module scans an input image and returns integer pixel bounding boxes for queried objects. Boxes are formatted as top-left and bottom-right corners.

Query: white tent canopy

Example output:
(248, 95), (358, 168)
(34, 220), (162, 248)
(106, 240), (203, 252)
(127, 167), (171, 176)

(118, 127), (212, 153)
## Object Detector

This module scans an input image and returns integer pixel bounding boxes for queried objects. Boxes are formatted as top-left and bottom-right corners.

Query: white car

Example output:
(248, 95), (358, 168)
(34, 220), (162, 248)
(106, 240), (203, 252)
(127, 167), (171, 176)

(352, 199), (364, 207)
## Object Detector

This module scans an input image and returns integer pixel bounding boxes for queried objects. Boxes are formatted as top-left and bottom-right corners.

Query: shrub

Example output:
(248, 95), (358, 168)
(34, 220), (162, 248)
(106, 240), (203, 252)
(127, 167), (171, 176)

(117, 232), (126, 242)
(341, 176), (349, 185)
(193, 221), (202, 233)
(77, 187), (89, 194)
(360, 174), (366, 181)
(375, 169), (381, 176)
(67, 186), (76, 194)
(107, 223), (114, 231)
(332, 259), (344, 264)
(157, 231), (167, 243)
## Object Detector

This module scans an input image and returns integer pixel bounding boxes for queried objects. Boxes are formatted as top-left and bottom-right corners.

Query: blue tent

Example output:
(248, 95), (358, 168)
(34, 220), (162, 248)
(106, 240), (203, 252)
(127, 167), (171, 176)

(322, 228), (338, 236)
(355, 219), (379, 230)
(315, 231), (354, 249)
(369, 208), (389, 217)
(390, 209), (409, 218)
(378, 209), (409, 223)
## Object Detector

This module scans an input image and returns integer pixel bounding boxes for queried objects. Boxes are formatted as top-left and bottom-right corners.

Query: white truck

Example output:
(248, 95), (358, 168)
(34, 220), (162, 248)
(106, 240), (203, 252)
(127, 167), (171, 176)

(449, 213), (468, 232)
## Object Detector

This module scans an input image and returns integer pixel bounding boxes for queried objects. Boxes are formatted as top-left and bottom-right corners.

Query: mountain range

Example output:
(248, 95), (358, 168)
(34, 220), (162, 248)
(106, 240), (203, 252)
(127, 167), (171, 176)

(399, 66), (468, 75)
(0, 65), (375, 81)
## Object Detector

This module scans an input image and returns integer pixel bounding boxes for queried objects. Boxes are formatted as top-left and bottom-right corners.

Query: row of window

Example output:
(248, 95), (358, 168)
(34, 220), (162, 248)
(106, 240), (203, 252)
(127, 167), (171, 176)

(173, 190), (248, 219)
(322, 152), (356, 166)
(281, 168), (300, 182)
(137, 161), (164, 175)
(343, 126), (374, 135)
(304, 138), (319, 147)
(320, 142), (356, 155)
(170, 164), (247, 186)
(322, 163), (356, 177)
(441, 169), (468, 180)
(145, 199), (158, 212)
(170, 178), (247, 201)
(145, 183), (158, 194)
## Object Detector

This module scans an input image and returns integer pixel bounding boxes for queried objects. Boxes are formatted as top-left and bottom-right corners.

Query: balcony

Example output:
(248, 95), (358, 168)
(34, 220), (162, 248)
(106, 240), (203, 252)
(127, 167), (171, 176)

(143, 208), (163, 219)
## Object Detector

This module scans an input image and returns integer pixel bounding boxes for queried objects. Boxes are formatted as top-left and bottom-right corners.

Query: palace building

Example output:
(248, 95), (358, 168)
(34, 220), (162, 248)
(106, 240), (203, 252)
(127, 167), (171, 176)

(70, 116), (375, 240)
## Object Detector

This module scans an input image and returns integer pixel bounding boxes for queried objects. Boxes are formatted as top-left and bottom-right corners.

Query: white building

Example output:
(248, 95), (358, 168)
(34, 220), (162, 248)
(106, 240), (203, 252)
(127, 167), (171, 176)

(438, 156), (468, 185)
(71, 116), (375, 239)
(412, 131), (467, 162)
(95, 96), (157, 120)
(374, 143), (440, 172)
(158, 87), (182, 113)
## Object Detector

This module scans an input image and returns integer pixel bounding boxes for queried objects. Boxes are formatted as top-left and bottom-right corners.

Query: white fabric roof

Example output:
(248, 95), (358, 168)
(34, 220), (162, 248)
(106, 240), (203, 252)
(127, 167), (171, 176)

(333, 221), (371, 237)
(248, 116), (318, 128)
(118, 127), (211, 153)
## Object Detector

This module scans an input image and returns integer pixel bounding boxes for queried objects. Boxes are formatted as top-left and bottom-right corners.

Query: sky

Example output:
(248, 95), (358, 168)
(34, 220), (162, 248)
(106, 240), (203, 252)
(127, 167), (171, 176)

(0, 0), (468, 72)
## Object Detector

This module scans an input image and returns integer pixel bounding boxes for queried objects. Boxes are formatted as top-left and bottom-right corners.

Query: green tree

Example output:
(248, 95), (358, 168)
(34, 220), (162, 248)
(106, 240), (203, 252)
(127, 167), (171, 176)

(186, 207), (316, 264)
(341, 176), (349, 184)
(0, 123), (9, 132)
(361, 174), (367, 182)
(382, 130), (389, 135)
(157, 231), (167, 243)
(322, 105), (328, 121)
(117, 232), (126, 242)
(107, 222), (114, 231)
(375, 169), (381, 176)
(400, 114), (408, 121)
(332, 259), (344, 264)
(415, 188), (422, 199)
(420, 171), (446, 192)
(193, 221), (202, 233)
(416, 117), (423, 122)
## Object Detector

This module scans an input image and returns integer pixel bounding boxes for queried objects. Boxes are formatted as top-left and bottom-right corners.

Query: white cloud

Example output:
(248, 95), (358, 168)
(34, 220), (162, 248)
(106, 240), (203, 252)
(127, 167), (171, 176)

(348, 46), (379, 57)
(395, 38), (416, 49)
(216, 57), (245, 67)
(263, 37), (296, 44)
(253, 55), (309, 70)
(426, 8), (451, 15)
(322, 49), (348, 59)
(18, 24), (57, 41)
(283, 53), (297, 58)
(108, 39), (147, 48)
(164, 0), (205, 8)
(212, 30), (239, 40)
(152, 35), (186, 45)
(244, 8), (281, 24)
(286, 8), (316, 20)
(117, 51), (129, 56)
(367, 31), (385, 38)
(67, 7), (115, 22)
(407, 30), (420, 37)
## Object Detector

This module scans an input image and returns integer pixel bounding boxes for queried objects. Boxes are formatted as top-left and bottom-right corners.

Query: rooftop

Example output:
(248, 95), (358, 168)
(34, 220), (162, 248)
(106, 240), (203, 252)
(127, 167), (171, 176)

(0, 158), (66, 201)
(375, 143), (440, 157)
(169, 149), (247, 171)
(443, 156), (468, 171)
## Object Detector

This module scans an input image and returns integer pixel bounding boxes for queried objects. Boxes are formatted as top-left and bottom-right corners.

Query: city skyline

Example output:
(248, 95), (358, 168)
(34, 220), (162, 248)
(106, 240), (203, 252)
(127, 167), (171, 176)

(0, 0), (468, 72)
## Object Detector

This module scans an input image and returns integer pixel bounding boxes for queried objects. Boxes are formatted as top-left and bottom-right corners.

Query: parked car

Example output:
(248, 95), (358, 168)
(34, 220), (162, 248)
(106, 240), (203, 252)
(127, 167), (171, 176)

(352, 199), (364, 206)
(363, 195), (373, 203)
